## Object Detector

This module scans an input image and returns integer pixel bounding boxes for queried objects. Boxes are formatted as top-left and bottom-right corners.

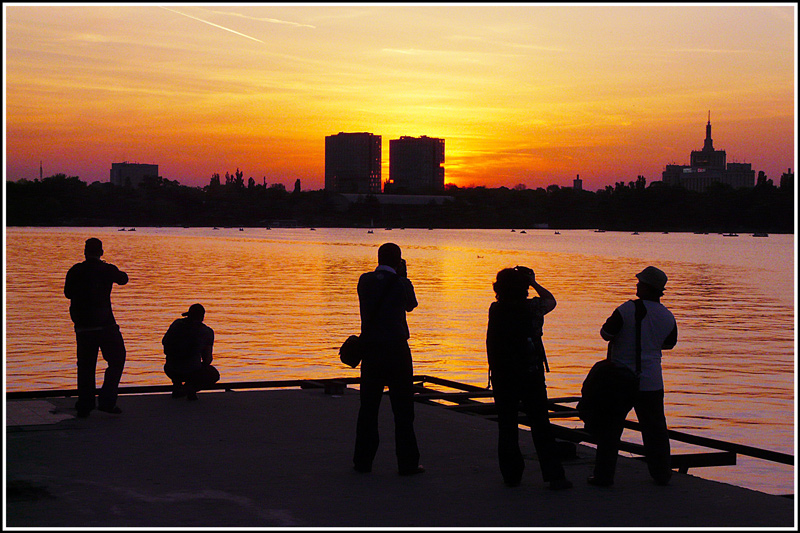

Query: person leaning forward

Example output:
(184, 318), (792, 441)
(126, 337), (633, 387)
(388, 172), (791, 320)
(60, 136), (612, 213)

(162, 303), (220, 401)
(352, 242), (424, 476)
(588, 266), (678, 487)
(64, 237), (128, 418)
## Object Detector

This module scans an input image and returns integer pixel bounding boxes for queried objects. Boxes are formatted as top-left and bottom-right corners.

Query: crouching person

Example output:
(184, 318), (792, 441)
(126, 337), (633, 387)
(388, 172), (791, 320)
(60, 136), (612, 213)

(163, 303), (220, 401)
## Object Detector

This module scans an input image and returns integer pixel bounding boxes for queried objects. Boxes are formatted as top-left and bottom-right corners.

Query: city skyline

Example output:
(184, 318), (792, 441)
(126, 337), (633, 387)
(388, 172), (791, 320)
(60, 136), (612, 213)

(4, 4), (796, 191)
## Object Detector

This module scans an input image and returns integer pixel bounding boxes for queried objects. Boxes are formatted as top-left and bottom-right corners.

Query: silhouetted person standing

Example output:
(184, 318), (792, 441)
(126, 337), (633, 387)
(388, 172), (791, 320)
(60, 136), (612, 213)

(486, 266), (572, 489)
(64, 238), (128, 417)
(162, 303), (219, 401)
(588, 266), (677, 487)
(353, 243), (423, 475)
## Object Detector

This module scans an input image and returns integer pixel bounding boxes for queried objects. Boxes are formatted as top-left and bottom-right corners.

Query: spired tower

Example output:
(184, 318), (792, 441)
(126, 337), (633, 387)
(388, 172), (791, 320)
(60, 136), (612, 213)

(690, 111), (726, 170)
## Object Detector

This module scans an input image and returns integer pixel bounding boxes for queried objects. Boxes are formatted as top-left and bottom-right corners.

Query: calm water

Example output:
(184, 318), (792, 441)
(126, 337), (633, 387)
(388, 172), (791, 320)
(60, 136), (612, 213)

(4, 226), (796, 495)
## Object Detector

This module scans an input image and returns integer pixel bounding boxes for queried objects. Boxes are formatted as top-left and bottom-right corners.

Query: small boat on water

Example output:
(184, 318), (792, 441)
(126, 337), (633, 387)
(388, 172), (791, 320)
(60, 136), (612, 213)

(723, 233), (739, 237)
(752, 232), (769, 237)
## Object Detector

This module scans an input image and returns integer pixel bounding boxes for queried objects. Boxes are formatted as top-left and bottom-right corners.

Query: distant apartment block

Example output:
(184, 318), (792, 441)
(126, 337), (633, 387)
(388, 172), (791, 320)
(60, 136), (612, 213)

(388, 136), (445, 193)
(110, 162), (159, 187)
(661, 114), (755, 192)
(325, 132), (382, 194)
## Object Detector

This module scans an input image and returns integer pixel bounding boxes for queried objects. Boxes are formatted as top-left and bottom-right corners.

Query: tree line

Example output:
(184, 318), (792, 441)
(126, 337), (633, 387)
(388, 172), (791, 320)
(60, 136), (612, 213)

(5, 172), (795, 233)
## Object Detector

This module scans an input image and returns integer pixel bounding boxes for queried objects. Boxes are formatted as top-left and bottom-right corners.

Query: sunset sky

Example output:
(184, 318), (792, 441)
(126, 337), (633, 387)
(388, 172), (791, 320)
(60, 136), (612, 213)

(3, 3), (796, 191)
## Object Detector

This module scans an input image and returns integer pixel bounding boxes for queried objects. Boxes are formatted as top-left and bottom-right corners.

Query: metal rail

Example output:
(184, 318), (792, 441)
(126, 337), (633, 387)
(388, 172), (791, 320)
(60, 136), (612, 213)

(7, 374), (793, 475)
(411, 375), (794, 473)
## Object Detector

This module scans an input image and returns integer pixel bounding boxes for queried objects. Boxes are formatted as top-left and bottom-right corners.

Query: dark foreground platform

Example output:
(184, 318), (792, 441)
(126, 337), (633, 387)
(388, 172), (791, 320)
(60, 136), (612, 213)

(5, 386), (796, 528)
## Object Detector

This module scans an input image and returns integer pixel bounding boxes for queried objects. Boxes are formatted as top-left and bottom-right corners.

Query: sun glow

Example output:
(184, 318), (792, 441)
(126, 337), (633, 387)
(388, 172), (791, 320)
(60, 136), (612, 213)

(4, 4), (795, 192)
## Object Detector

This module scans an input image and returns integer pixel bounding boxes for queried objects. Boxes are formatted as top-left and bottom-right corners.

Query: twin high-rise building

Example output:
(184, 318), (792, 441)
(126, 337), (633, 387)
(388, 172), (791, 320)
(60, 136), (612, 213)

(325, 132), (445, 194)
(661, 114), (755, 192)
(324, 132), (382, 194)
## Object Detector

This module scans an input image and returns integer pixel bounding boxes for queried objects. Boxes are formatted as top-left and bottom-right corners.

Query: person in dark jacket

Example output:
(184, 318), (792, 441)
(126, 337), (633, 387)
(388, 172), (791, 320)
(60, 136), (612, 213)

(162, 303), (219, 401)
(486, 266), (572, 489)
(64, 237), (128, 417)
(352, 243), (423, 476)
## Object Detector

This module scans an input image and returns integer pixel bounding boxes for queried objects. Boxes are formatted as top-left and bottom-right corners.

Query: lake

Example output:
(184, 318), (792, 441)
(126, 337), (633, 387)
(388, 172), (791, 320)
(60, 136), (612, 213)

(4, 226), (795, 495)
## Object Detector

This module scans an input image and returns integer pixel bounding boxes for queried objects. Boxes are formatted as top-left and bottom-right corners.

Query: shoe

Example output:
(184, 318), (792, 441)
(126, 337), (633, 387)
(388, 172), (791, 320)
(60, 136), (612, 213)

(97, 405), (122, 414)
(186, 391), (198, 401)
(587, 475), (613, 487)
(549, 478), (573, 490)
(399, 465), (425, 476)
(171, 387), (186, 399)
(353, 464), (372, 473)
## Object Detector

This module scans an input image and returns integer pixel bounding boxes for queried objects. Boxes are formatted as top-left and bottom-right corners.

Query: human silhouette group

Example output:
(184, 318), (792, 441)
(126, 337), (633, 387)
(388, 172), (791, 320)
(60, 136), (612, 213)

(65, 237), (677, 489)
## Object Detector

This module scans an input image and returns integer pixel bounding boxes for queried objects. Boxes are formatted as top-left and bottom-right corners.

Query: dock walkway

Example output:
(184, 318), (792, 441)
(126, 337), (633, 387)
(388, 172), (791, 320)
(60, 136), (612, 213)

(5, 382), (796, 528)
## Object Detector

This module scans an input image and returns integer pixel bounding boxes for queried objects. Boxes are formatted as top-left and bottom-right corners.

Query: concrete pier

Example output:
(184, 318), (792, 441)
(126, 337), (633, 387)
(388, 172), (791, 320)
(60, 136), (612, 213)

(5, 386), (795, 528)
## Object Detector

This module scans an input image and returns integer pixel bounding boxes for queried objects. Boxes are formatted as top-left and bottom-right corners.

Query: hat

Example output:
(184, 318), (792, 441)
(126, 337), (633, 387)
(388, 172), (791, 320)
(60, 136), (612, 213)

(182, 303), (205, 320)
(636, 266), (668, 291)
(84, 238), (103, 256)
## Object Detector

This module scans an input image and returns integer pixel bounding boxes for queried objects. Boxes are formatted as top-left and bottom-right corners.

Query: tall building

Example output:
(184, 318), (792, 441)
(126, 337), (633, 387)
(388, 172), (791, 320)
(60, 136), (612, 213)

(325, 132), (382, 194)
(110, 162), (159, 187)
(388, 136), (445, 193)
(661, 114), (755, 192)
(573, 174), (583, 191)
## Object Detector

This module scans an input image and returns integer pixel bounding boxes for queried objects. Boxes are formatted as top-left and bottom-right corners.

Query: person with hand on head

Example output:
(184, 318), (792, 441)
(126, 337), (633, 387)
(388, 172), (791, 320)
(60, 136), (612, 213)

(486, 265), (572, 490)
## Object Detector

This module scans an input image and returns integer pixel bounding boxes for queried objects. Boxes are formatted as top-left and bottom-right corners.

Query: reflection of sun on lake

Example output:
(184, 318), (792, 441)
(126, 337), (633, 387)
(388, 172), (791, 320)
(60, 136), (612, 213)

(4, 227), (794, 495)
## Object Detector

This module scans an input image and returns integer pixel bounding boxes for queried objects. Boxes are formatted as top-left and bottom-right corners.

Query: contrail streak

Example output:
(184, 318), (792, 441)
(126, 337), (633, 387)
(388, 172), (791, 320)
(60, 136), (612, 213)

(160, 6), (264, 43)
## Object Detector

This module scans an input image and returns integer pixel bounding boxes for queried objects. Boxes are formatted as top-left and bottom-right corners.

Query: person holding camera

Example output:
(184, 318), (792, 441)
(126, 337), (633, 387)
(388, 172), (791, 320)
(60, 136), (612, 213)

(162, 303), (220, 401)
(64, 237), (128, 418)
(486, 266), (572, 489)
(352, 243), (423, 476)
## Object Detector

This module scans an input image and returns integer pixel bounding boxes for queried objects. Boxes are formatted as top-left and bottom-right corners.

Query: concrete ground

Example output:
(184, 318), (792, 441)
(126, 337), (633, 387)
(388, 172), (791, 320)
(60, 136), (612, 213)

(5, 386), (796, 528)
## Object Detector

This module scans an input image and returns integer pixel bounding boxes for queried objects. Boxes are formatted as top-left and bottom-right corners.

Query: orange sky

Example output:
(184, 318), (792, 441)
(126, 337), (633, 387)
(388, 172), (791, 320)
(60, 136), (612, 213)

(3, 4), (796, 191)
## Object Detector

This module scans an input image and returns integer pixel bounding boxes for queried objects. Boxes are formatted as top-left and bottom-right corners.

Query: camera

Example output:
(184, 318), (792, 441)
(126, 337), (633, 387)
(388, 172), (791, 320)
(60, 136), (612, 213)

(514, 265), (533, 276)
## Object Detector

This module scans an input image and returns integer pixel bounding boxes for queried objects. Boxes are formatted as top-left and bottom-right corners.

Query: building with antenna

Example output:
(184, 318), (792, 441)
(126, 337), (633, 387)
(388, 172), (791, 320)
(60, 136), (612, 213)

(661, 113), (755, 192)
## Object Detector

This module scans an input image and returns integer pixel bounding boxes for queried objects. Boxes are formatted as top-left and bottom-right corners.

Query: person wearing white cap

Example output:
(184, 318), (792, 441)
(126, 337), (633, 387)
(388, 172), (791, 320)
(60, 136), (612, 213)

(588, 266), (678, 487)
(162, 303), (219, 401)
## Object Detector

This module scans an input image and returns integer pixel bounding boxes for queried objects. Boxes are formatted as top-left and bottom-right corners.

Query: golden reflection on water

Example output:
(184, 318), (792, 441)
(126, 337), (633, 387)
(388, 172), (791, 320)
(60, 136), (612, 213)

(4, 227), (795, 494)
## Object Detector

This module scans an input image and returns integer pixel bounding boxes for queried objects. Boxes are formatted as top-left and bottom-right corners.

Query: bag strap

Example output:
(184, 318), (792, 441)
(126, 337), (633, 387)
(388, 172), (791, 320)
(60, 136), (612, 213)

(633, 298), (647, 376)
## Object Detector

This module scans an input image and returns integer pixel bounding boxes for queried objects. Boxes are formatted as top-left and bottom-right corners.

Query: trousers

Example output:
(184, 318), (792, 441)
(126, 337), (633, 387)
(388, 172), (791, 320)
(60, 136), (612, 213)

(593, 389), (672, 484)
(353, 340), (420, 472)
(491, 370), (566, 485)
(75, 325), (126, 413)
(165, 364), (220, 392)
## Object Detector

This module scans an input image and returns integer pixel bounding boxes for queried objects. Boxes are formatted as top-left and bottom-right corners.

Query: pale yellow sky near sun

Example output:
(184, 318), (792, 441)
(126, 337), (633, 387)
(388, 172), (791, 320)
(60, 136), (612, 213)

(4, 3), (796, 190)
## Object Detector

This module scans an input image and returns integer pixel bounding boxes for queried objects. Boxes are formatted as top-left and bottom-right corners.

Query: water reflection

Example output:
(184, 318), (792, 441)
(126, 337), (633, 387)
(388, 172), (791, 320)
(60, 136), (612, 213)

(4, 227), (795, 494)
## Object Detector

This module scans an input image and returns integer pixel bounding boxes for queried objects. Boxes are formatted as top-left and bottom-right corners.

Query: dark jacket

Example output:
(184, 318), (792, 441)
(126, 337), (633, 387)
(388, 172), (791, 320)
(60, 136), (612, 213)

(162, 317), (215, 375)
(486, 298), (553, 377)
(64, 258), (128, 329)
(357, 267), (418, 344)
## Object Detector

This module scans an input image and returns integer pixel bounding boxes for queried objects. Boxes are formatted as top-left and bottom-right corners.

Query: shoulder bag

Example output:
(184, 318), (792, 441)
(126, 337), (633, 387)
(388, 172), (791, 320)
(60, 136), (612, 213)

(339, 277), (396, 368)
(577, 299), (647, 432)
